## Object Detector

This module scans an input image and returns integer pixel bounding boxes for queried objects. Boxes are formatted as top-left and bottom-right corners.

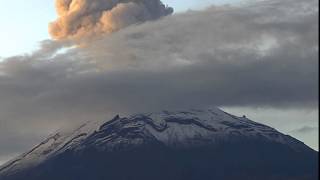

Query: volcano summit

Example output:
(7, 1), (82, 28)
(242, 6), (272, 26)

(0, 108), (318, 180)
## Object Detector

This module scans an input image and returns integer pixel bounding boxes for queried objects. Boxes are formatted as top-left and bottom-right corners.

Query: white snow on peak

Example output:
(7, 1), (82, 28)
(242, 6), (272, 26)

(144, 109), (281, 146)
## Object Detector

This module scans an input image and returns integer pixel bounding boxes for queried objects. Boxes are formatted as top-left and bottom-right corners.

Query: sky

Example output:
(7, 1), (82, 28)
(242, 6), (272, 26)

(0, 0), (318, 166)
(0, 0), (241, 58)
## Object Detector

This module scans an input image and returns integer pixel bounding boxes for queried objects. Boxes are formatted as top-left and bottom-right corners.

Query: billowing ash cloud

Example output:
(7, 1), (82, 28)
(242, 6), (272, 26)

(49, 0), (173, 40)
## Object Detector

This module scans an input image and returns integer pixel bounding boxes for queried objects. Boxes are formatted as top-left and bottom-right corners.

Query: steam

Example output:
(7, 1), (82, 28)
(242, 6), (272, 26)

(49, 0), (173, 40)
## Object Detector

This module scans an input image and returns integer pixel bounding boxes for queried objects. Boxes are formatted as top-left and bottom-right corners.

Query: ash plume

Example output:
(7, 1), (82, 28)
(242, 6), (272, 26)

(0, 0), (318, 162)
(49, 0), (173, 40)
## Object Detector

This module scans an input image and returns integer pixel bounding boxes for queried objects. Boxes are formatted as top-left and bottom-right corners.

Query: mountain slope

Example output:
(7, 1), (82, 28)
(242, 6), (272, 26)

(0, 108), (318, 180)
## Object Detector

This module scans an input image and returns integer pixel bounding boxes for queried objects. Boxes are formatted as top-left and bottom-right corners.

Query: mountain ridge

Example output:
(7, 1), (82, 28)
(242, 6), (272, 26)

(0, 108), (318, 180)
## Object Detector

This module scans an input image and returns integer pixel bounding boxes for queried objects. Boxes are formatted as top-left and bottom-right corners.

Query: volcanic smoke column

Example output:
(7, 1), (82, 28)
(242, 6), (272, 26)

(49, 0), (173, 40)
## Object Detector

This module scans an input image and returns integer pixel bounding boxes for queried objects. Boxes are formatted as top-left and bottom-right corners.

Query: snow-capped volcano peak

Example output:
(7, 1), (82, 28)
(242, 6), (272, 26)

(0, 108), (312, 177)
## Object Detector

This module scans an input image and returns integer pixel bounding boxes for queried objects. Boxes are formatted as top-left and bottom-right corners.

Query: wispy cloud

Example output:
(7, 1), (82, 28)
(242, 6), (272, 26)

(291, 126), (319, 134)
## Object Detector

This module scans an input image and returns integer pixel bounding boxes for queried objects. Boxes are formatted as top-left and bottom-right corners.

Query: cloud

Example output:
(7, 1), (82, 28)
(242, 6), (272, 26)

(291, 126), (319, 134)
(0, 0), (318, 163)
(49, 0), (173, 40)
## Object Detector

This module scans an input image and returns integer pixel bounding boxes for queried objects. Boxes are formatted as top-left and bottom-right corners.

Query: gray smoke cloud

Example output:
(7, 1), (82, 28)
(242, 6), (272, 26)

(0, 0), (318, 164)
(49, 0), (173, 40)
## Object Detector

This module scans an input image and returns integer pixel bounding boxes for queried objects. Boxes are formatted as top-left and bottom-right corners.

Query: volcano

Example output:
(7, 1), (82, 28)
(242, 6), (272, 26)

(0, 108), (318, 180)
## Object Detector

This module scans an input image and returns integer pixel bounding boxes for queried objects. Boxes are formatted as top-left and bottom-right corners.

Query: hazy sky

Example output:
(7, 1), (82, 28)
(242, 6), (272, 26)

(0, 0), (318, 166)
